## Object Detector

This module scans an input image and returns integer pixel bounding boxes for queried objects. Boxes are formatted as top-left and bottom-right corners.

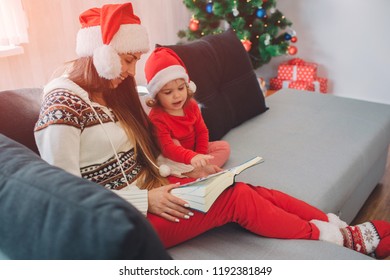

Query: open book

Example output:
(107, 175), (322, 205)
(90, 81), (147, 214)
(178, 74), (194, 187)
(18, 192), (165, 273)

(171, 156), (264, 212)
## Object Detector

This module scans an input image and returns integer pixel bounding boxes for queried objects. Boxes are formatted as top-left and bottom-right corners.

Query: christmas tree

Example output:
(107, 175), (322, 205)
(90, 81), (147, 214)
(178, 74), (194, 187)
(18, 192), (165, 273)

(178, 0), (297, 69)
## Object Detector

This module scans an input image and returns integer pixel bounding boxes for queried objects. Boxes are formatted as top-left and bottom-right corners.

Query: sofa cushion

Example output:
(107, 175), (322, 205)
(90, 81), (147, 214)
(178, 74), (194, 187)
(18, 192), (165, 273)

(161, 29), (268, 140)
(0, 88), (42, 154)
(0, 134), (170, 260)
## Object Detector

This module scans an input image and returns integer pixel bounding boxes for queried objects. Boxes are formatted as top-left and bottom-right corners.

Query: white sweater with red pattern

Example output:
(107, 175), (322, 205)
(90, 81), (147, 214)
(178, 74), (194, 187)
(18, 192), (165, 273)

(34, 77), (192, 215)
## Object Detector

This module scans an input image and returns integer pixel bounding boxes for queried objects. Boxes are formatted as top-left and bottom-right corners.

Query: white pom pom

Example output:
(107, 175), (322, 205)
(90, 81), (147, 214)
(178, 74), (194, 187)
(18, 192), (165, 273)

(188, 81), (197, 93)
(159, 164), (171, 177)
(93, 45), (121, 80)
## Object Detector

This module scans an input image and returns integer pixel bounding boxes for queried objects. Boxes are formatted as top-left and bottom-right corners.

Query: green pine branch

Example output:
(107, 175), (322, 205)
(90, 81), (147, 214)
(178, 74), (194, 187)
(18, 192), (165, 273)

(179, 0), (295, 69)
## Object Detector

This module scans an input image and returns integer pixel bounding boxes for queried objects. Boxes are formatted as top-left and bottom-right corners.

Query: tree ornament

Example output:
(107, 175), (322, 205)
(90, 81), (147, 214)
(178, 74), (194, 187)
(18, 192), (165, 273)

(287, 45), (298, 55)
(284, 33), (292, 40)
(206, 1), (213, 14)
(287, 28), (297, 37)
(241, 39), (252, 52)
(256, 8), (266, 18)
(232, 4), (239, 17)
(179, 0), (293, 69)
(264, 33), (271, 46)
(189, 18), (200, 31)
(290, 36), (298, 43)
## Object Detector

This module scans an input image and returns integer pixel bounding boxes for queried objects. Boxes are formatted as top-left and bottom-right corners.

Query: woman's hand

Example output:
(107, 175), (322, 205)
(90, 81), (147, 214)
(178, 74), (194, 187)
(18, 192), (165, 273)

(148, 183), (194, 222)
(184, 164), (223, 179)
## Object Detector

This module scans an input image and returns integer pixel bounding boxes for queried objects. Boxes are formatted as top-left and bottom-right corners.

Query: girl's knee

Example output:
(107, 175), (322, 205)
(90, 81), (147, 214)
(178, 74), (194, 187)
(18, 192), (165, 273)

(220, 140), (230, 152)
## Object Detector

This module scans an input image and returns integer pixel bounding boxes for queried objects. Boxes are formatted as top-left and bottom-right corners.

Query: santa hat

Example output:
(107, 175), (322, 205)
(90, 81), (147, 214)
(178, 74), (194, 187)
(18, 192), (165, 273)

(145, 47), (196, 98)
(76, 2), (149, 79)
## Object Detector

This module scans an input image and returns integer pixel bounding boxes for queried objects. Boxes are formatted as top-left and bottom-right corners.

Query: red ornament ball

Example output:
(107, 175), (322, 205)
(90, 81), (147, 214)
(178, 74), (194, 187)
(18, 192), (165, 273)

(290, 36), (298, 43)
(189, 19), (199, 31)
(241, 39), (252, 52)
(287, 45), (298, 55)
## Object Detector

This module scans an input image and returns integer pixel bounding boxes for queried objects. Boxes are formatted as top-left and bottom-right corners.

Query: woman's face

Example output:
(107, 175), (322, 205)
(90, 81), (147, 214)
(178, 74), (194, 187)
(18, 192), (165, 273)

(111, 52), (142, 88)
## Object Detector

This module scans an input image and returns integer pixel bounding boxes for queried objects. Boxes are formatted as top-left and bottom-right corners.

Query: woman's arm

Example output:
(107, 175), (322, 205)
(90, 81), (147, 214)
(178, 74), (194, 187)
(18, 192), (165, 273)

(35, 125), (82, 177)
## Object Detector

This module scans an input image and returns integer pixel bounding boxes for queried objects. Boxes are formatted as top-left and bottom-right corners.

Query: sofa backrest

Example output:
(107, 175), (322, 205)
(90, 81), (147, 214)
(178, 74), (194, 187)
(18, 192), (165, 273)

(0, 88), (42, 154)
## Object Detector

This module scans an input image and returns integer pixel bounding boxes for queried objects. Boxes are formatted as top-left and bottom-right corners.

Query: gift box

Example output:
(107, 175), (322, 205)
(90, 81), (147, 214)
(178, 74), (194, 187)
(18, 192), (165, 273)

(314, 77), (328, 93)
(277, 58), (318, 82)
(270, 77), (328, 93)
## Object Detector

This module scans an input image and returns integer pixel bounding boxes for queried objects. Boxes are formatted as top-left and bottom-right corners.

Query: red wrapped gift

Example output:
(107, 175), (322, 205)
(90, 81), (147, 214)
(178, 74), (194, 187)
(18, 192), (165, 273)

(270, 78), (313, 91)
(270, 77), (328, 93)
(269, 77), (283, 90)
(277, 58), (318, 82)
(313, 77), (328, 93)
(289, 80), (314, 91)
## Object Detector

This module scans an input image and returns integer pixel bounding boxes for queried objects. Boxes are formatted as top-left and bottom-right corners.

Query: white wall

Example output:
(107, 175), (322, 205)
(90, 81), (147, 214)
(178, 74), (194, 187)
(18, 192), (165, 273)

(256, 0), (390, 105)
(0, 0), (191, 91)
(1, 0), (389, 105)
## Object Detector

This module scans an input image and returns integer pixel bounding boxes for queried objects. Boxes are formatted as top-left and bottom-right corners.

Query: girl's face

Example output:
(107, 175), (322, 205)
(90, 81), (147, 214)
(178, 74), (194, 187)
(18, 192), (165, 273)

(111, 52), (142, 88)
(157, 78), (188, 115)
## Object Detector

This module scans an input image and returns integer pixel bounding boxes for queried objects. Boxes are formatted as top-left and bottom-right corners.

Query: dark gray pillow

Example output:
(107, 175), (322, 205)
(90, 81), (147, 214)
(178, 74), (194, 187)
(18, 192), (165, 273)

(161, 29), (268, 140)
(0, 134), (170, 260)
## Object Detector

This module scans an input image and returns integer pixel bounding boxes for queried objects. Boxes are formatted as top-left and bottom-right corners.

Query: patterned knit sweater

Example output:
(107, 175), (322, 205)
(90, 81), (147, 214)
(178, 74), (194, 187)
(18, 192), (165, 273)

(34, 77), (192, 215)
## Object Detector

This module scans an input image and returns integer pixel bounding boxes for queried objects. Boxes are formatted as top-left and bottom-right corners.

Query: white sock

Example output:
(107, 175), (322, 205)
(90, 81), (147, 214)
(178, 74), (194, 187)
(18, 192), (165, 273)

(311, 219), (344, 246)
(327, 213), (348, 228)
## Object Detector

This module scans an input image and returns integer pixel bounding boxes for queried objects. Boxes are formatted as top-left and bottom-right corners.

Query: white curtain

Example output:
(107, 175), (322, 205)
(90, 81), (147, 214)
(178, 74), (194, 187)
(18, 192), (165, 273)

(0, 0), (29, 46)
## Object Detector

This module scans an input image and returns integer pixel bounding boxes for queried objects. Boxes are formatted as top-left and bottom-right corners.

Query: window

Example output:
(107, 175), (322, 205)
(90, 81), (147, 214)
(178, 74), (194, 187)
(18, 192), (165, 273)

(0, 0), (29, 57)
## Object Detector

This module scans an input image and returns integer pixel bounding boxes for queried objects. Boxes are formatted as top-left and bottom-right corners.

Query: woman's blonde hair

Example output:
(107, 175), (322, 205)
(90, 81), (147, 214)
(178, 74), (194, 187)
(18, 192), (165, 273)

(68, 57), (167, 190)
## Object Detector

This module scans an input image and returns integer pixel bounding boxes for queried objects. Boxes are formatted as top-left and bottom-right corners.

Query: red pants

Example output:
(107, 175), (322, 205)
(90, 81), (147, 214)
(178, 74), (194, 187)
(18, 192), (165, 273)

(207, 140), (230, 167)
(148, 182), (327, 248)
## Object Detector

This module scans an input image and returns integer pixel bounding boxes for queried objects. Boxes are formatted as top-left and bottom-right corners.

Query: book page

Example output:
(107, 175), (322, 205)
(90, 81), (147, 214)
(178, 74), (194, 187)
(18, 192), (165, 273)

(230, 156), (264, 175)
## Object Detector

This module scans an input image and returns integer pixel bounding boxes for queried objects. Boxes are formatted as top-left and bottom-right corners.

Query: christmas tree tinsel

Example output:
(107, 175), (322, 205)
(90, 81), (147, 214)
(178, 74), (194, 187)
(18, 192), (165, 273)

(178, 0), (296, 69)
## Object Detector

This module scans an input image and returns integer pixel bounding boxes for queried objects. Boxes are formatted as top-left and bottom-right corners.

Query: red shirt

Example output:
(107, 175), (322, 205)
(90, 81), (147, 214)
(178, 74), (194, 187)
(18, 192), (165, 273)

(149, 99), (209, 164)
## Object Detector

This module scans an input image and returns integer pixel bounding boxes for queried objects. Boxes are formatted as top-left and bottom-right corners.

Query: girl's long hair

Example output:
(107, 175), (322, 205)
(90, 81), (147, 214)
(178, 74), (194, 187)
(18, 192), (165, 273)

(67, 57), (167, 190)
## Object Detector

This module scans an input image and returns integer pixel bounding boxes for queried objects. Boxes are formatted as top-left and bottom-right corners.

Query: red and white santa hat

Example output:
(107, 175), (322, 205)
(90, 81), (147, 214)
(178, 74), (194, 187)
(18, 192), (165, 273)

(145, 47), (196, 98)
(76, 2), (149, 80)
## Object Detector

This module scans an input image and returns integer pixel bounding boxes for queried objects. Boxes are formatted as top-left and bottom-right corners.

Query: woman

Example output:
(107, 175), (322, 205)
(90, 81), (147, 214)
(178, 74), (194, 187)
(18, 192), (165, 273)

(34, 2), (389, 259)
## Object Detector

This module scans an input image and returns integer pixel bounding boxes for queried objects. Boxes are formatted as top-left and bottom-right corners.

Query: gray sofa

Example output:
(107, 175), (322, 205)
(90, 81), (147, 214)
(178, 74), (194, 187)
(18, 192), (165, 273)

(169, 89), (390, 259)
(1, 31), (390, 259)
(1, 87), (389, 260)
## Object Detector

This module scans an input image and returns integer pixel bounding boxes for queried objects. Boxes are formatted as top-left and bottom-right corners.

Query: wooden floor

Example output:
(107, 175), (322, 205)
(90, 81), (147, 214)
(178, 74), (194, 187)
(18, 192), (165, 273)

(351, 146), (390, 260)
(352, 146), (390, 224)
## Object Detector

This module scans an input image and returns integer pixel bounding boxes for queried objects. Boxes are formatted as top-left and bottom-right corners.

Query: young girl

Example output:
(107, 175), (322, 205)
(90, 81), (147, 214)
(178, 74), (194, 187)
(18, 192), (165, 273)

(34, 2), (390, 259)
(144, 47), (230, 169)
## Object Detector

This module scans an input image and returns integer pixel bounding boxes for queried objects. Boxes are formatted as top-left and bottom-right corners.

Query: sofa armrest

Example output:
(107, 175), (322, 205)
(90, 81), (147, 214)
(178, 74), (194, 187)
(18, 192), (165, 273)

(0, 134), (170, 260)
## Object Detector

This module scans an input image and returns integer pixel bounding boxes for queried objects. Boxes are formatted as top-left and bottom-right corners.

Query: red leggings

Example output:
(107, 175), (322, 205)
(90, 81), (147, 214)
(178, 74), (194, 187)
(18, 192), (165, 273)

(147, 182), (328, 248)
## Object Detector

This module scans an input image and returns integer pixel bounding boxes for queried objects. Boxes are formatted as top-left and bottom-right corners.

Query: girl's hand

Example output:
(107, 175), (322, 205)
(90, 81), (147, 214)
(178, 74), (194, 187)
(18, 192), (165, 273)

(190, 154), (214, 168)
(148, 183), (194, 222)
(184, 164), (223, 179)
